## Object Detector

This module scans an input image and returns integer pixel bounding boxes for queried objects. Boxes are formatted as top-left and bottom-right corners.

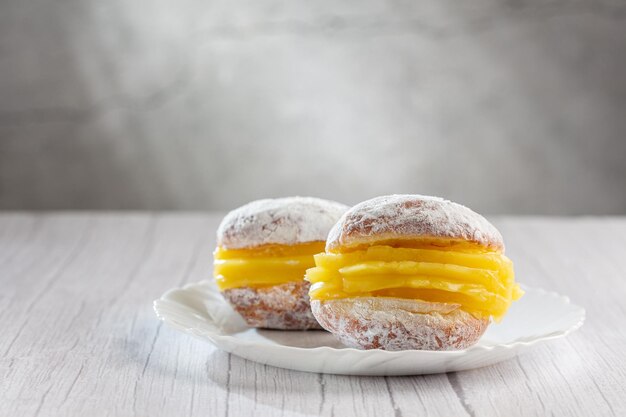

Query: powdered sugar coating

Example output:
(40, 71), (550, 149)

(327, 194), (504, 252)
(311, 297), (489, 350)
(223, 281), (321, 330)
(217, 197), (348, 249)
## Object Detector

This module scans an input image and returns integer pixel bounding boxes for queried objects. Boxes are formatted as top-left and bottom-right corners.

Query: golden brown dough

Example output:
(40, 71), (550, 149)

(223, 281), (321, 330)
(311, 298), (488, 350)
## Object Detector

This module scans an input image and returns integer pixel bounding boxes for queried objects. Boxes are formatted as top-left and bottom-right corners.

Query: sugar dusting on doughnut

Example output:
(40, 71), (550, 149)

(223, 281), (322, 330)
(216, 197), (347, 330)
(218, 197), (349, 249)
(311, 298), (488, 350)
(327, 194), (504, 253)
(311, 194), (503, 350)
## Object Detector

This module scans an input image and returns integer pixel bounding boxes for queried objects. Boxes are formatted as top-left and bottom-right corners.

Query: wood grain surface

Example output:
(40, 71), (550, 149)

(1, 213), (625, 416)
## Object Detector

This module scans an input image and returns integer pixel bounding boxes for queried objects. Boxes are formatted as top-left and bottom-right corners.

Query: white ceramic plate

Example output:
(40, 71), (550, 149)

(154, 281), (585, 376)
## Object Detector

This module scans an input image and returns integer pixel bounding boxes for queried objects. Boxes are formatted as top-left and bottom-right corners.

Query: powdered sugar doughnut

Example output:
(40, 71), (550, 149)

(215, 197), (348, 330)
(310, 194), (506, 350)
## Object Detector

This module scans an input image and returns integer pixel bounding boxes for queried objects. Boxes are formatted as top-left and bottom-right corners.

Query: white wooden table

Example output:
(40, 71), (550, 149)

(1, 213), (625, 417)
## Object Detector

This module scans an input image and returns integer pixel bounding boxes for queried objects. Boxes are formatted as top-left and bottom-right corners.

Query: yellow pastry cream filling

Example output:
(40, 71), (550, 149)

(214, 241), (326, 290)
(305, 241), (524, 321)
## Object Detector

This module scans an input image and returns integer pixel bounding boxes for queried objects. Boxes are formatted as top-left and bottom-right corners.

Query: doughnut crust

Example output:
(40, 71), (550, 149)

(326, 194), (504, 253)
(311, 298), (488, 350)
(218, 196), (348, 249)
(223, 281), (321, 330)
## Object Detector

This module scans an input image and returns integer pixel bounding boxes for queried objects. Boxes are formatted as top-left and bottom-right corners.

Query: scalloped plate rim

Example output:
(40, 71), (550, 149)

(154, 281), (585, 373)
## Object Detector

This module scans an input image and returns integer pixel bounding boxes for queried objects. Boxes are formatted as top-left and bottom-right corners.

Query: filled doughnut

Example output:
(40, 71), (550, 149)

(214, 197), (348, 330)
(306, 194), (523, 350)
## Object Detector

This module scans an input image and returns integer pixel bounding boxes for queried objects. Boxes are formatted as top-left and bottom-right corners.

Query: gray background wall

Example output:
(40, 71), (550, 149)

(1, 0), (625, 214)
